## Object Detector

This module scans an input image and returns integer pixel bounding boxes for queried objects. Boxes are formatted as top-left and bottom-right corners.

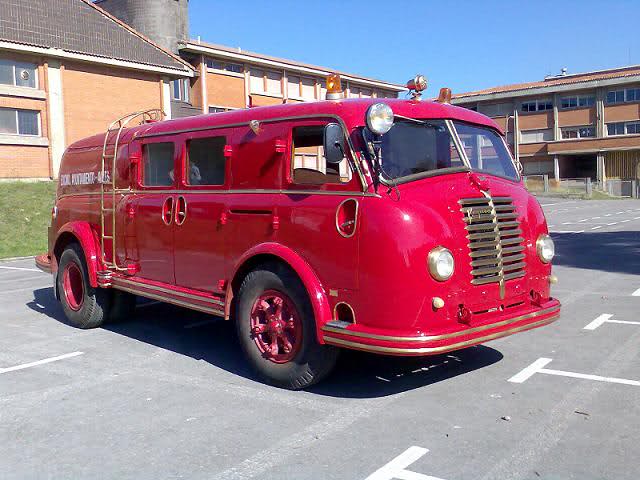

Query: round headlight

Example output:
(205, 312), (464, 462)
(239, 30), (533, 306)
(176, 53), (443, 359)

(428, 246), (455, 281)
(536, 234), (555, 263)
(366, 103), (394, 135)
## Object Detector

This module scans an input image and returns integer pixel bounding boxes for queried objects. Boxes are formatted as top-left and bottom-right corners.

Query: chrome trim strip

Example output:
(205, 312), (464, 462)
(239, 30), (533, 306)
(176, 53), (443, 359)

(113, 284), (225, 316)
(321, 305), (560, 343)
(323, 315), (559, 354)
(56, 189), (378, 199)
(113, 277), (225, 306)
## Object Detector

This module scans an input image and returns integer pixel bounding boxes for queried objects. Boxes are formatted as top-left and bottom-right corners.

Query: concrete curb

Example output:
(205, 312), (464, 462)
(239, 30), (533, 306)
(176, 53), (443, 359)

(0, 255), (37, 262)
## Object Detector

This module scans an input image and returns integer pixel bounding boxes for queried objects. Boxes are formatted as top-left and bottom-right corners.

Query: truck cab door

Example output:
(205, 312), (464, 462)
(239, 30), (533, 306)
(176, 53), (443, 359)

(126, 138), (177, 285)
(173, 131), (230, 293)
(278, 121), (362, 292)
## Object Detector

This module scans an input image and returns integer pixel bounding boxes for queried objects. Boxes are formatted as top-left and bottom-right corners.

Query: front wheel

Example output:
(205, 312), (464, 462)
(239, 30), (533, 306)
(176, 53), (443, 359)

(235, 264), (338, 390)
(57, 243), (111, 329)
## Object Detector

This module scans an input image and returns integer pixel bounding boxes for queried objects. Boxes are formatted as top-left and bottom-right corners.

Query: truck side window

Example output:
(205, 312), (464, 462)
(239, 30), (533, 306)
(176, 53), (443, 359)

(186, 136), (226, 185)
(292, 125), (352, 185)
(142, 142), (174, 187)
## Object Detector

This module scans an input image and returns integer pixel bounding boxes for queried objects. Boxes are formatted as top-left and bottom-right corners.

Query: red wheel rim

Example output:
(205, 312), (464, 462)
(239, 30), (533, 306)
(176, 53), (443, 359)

(249, 290), (302, 364)
(62, 262), (84, 311)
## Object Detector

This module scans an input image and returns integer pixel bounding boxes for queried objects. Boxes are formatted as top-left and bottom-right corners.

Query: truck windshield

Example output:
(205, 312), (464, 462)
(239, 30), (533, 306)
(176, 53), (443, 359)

(378, 119), (518, 183)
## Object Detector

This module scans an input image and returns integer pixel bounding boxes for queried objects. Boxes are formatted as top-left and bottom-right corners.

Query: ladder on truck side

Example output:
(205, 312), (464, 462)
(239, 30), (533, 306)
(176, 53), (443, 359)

(99, 109), (164, 274)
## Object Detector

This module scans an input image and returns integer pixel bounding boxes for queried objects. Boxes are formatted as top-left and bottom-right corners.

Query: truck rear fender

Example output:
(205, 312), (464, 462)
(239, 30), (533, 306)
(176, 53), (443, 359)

(53, 222), (102, 288)
(229, 243), (332, 343)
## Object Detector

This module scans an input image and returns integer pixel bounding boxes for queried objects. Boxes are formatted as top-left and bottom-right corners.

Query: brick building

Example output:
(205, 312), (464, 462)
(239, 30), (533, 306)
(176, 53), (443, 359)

(451, 66), (640, 185)
(0, 0), (404, 180)
(97, 1), (405, 116)
(0, 0), (194, 179)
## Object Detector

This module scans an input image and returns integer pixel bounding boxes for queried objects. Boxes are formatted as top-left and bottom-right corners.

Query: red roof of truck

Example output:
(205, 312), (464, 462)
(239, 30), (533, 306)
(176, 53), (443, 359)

(67, 98), (501, 150)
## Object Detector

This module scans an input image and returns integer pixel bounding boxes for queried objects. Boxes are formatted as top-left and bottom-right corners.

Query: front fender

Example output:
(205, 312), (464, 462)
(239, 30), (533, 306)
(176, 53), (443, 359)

(54, 221), (102, 288)
(231, 242), (332, 344)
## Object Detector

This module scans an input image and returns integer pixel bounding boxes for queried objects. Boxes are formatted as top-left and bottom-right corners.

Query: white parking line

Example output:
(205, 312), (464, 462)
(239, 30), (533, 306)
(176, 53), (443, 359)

(0, 265), (40, 272)
(591, 226), (603, 230)
(365, 447), (446, 480)
(508, 358), (640, 387)
(549, 230), (584, 234)
(0, 351), (84, 374)
(584, 313), (640, 330)
(632, 288), (640, 297)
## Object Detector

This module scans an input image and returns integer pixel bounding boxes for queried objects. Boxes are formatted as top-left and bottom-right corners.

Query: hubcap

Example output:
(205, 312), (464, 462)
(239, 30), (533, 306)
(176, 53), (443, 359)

(249, 290), (302, 363)
(62, 262), (84, 311)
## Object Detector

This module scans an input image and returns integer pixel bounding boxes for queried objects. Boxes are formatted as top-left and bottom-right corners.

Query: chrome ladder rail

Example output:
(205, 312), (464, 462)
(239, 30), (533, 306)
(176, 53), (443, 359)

(100, 109), (164, 271)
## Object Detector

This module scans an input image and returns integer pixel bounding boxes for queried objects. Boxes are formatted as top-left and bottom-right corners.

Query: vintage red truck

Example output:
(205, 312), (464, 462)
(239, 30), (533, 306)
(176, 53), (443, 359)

(36, 76), (560, 389)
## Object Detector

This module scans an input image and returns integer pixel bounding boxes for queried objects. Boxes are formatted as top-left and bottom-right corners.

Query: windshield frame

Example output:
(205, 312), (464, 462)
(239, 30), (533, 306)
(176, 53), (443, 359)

(368, 117), (520, 186)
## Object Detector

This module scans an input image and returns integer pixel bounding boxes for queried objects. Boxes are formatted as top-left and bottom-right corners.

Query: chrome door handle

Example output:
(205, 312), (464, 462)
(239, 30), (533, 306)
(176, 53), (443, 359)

(175, 196), (187, 226)
(161, 197), (174, 225)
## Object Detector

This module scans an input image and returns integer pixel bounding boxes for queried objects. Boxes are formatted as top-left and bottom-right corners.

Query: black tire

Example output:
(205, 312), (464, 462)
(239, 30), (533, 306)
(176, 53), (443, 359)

(235, 263), (339, 390)
(109, 291), (137, 323)
(57, 243), (111, 329)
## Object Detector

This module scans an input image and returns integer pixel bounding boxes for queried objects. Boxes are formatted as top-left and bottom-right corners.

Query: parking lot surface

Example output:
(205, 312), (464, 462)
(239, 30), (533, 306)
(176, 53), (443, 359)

(1, 198), (639, 480)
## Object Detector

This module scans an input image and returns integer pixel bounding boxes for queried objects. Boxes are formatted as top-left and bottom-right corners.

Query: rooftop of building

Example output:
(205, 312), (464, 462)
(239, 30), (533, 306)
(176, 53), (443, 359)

(180, 39), (406, 91)
(453, 65), (640, 101)
(0, 0), (193, 74)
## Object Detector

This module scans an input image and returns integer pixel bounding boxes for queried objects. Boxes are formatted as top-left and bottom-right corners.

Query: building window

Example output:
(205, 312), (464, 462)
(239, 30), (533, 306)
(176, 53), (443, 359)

(521, 99), (552, 112)
(171, 78), (190, 102)
(0, 59), (37, 88)
(0, 108), (40, 136)
(478, 102), (512, 117)
(607, 122), (625, 136)
(209, 106), (234, 113)
(266, 71), (282, 94)
(250, 69), (282, 95)
(560, 95), (595, 109)
(300, 77), (315, 99)
(627, 122), (640, 134)
(607, 121), (640, 135)
(561, 126), (595, 139)
(519, 128), (553, 143)
(606, 88), (640, 104)
(206, 59), (243, 74)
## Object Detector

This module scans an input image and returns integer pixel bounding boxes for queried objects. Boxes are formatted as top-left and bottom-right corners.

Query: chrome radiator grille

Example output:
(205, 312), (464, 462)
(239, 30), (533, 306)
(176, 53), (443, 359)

(459, 196), (526, 286)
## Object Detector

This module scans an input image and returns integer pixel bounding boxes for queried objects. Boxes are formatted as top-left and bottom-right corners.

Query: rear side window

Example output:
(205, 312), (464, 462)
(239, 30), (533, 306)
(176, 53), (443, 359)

(142, 142), (174, 186)
(186, 136), (226, 185)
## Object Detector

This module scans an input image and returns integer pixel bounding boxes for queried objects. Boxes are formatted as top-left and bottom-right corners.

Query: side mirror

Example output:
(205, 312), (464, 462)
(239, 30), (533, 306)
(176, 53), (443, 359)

(323, 123), (346, 165)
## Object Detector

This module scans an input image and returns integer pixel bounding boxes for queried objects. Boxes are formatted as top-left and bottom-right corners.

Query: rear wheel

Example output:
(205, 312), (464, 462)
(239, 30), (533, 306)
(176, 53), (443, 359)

(235, 264), (338, 389)
(57, 243), (111, 329)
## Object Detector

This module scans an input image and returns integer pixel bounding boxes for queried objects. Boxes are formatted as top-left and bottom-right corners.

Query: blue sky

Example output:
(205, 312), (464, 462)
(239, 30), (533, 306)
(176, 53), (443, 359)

(189, 0), (640, 96)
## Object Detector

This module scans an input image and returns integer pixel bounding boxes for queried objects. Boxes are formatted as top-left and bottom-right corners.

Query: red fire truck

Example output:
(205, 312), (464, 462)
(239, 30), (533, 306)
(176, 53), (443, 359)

(36, 75), (560, 389)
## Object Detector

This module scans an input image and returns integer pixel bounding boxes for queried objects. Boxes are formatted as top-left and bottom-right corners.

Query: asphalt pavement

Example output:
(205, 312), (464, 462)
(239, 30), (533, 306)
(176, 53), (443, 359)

(1, 198), (639, 480)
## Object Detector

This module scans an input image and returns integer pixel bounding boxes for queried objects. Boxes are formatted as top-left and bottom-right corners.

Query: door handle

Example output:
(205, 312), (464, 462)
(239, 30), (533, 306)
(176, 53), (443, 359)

(161, 196), (174, 225)
(175, 196), (187, 226)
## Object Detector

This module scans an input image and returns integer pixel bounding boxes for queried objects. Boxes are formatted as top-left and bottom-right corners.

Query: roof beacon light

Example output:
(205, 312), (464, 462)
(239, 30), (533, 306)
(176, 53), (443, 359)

(406, 74), (427, 100)
(326, 73), (344, 100)
(436, 87), (452, 104)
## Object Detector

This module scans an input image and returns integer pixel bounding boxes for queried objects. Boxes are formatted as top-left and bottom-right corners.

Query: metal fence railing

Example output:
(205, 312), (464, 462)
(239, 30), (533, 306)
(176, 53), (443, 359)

(523, 175), (593, 197)
(600, 179), (638, 198)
